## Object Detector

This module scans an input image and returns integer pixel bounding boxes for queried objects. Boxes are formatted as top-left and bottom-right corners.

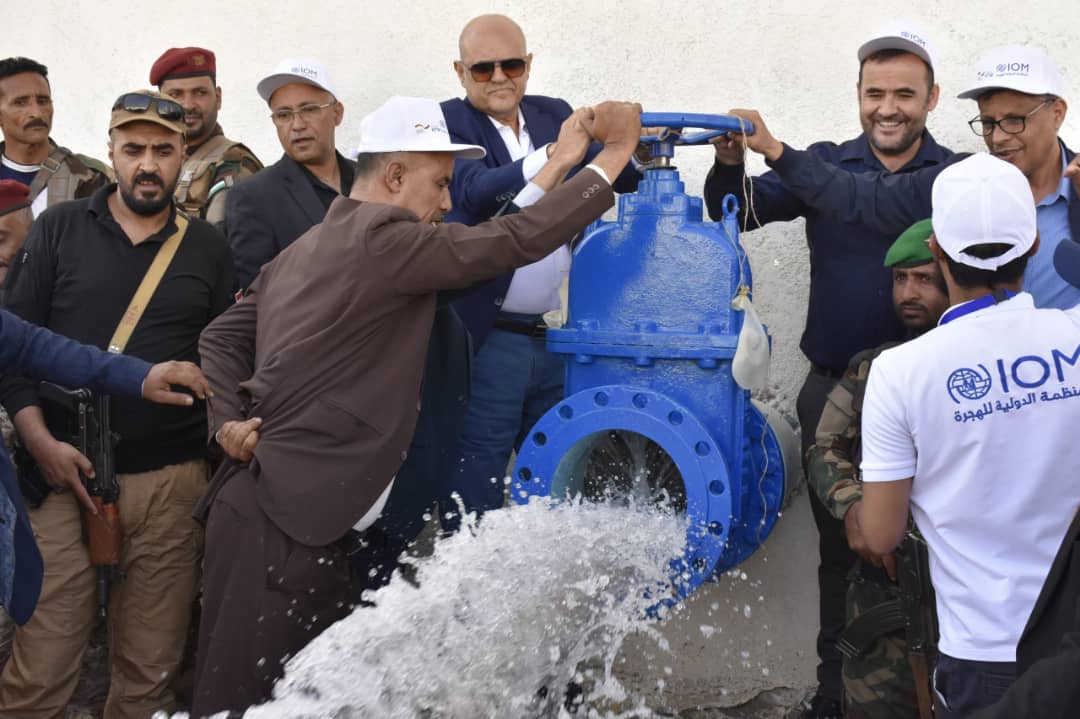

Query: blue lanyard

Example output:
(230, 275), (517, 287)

(938, 289), (1017, 326)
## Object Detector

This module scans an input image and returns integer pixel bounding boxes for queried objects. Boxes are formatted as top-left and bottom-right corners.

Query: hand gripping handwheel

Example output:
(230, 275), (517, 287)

(639, 112), (756, 162)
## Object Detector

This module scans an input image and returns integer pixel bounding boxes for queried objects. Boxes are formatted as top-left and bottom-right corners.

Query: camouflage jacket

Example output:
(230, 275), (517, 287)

(0, 140), (112, 208)
(807, 341), (903, 521)
(175, 125), (262, 231)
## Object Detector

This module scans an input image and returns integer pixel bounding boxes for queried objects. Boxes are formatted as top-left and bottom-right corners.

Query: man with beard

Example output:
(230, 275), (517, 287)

(808, 220), (950, 719)
(150, 47), (263, 232)
(0, 57), (111, 218)
(724, 45), (1080, 310)
(0, 90), (234, 718)
(703, 22), (953, 717)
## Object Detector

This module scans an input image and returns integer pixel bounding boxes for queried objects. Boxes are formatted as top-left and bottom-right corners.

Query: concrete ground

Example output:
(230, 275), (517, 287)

(614, 488), (820, 718)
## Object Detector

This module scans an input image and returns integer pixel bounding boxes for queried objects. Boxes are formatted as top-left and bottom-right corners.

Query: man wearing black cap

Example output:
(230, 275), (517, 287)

(0, 57), (111, 218)
(704, 22), (953, 717)
(0, 90), (233, 718)
(151, 47), (263, 232)
(808, 220), (950, 719)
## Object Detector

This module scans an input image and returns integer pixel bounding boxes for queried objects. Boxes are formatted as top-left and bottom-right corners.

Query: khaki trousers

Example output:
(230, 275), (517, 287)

(0, 459), (207, 719)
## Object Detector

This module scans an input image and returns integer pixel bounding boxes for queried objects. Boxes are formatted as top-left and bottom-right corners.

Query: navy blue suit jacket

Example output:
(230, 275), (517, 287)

(0, 309), (150, 625)
(441, 95), (640, 346)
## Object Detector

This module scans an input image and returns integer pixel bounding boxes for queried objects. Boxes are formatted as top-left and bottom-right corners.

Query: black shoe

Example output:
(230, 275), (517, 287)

(796, 693), (843, 719)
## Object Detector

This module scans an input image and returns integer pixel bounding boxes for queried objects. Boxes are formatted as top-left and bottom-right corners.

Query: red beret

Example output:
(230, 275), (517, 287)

(0, 180), (30, 217)
(150, 47), (216, 86)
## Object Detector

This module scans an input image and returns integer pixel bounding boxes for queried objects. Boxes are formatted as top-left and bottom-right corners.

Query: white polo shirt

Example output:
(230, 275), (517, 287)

(861, 292), (1080, 662)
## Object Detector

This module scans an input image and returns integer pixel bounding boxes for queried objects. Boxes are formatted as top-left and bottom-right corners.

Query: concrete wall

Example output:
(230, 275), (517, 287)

(11, 1), (1078, 711)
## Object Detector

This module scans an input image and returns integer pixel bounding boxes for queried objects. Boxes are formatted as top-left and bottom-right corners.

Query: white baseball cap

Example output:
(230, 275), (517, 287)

(257, 57), (338, 104)
(354, 96), (486, 159)
(957, 45), (1066, 100)
(931, 153), (1036, 270)
(857, 21), (935, 71)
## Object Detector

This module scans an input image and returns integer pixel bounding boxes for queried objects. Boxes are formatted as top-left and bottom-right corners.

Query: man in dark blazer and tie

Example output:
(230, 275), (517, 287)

(440, 14), (642, 526)
(191, 96), (643, 715)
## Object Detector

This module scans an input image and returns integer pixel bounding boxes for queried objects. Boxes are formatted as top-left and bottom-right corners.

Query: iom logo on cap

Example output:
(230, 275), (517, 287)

(947, 365), (993, 403)
(413, 122), (448, 135)
(899, 31), (927, 48)
(291, 66), (319, 78)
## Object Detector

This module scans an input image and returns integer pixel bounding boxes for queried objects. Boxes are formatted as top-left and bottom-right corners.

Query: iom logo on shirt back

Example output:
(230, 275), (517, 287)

(947, 344), (1080, 404)
(947, 365), (993, 403)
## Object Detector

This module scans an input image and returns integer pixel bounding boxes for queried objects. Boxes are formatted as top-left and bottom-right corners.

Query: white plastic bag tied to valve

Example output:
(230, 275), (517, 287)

(731, 288), (769, 391)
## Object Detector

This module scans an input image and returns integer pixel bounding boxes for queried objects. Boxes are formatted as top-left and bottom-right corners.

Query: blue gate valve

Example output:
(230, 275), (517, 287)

(511, 112), (801, 602)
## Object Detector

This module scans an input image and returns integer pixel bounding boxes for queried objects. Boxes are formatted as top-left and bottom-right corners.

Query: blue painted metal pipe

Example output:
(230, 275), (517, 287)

(512, 113), (799, 600)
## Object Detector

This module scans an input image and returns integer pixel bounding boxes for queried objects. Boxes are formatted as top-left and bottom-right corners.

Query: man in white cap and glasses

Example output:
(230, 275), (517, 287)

(189, 95), (643, 715)
(727, 44), (1080, 309)
(854, 153), (1080, 716)
(705, 21), (953, 716)
(224, 56), (350, 290)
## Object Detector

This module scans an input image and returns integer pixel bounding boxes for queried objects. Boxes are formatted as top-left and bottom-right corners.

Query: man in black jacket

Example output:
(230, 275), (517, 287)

(225, 56), (349, 291)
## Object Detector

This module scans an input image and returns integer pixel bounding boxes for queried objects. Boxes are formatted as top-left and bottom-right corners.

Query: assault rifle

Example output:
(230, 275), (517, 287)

(38, 382), (121, 618)
(837, 532), (938, 719)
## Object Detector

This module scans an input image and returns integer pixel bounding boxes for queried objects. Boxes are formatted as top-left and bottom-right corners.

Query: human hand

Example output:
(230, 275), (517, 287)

(845, 501), (897, 581)
(1065, 153), (1080, 196)
(710, 131), (747, 166)
(725, 109), (784, 162)
(547, 108), (593, 170)
(582, 101), (644, 150)
(142, 360), (213, 406)
(216, 417), (262, 462)
(27, 435), (97, 514)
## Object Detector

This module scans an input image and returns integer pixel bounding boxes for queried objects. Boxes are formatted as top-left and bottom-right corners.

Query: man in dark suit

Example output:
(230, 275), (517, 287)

(190, 97), (642, 716)
(440, 14), (641, 526)
(225, 56), (350, 291)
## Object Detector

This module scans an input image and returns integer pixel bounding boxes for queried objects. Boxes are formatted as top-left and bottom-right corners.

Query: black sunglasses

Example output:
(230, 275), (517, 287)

(465, 58), (527, 82)
(111, 93), (184, 122)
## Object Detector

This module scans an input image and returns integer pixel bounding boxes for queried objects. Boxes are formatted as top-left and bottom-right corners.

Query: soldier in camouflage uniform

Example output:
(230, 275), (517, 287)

(807, 219), (951, 719)
(151, 47), (262, 232)
(0, 57), (112, 218)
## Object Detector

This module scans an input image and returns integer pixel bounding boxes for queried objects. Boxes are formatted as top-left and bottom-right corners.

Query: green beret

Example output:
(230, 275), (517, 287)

(884, 218), (935, 268)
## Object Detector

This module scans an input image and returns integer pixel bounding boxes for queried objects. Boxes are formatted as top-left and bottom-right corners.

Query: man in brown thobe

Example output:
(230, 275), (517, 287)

(190, 96), (642, 716)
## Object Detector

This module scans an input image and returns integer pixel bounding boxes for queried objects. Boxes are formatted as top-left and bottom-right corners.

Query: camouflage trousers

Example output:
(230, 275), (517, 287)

(842, 564), (921, 719)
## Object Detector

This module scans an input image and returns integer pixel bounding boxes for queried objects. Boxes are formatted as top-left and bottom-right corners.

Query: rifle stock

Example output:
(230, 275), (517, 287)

(39, 383), (121, 617)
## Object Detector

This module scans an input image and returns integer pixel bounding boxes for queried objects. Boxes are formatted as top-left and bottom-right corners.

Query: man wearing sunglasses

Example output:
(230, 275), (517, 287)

(439, 14), (642, 533)
(725, 44), (1080, 311)
(225, 57), (349, 291)
(0, 57), (111, 219)
(0, 90), (234, 718)
(150, 47), (263, 233)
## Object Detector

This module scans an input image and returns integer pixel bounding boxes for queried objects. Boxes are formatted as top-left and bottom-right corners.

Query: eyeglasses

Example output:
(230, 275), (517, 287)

(269, 101), (334, 127)
(111, 93), (184, 122)
(463, 58), (527, 83)
(968, 99), (1052, 137)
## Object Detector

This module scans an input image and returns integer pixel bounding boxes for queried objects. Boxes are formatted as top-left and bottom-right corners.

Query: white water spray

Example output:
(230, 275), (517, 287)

(244, 497), (689, 718)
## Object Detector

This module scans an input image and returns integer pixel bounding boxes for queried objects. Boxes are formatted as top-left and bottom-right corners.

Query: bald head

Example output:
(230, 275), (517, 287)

(458, 14), (526, 59)
(454, 14), (532, 125)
